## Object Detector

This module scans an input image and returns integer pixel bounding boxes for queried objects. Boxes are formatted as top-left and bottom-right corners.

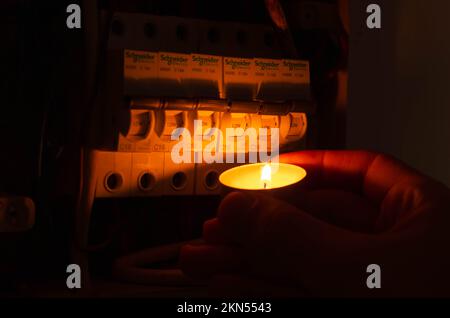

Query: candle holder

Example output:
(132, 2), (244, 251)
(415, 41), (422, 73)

(218, 162), (307, 196)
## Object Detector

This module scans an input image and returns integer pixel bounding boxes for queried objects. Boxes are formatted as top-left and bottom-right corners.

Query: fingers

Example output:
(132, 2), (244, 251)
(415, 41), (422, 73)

(214, 191), (371, 255)
(303, 189), (379, 233)
(280, 150), (425, 206)
(179, 244), (243, 279)
(214, 191), (307, 249)
(203, 218), (237, 245)
(280, 150), (379, 194)
(280, 150), (376, 192)
(273, 187), (380, 232)
(215, 192), (260, 244)
(182, 191), (377, 295)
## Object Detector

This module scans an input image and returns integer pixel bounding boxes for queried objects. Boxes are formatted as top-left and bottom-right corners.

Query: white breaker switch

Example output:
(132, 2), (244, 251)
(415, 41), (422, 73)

(118, 109), (154, 152)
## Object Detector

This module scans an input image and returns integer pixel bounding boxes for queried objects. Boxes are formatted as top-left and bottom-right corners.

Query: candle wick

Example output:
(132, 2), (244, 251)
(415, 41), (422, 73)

(264, 182), (267, 189)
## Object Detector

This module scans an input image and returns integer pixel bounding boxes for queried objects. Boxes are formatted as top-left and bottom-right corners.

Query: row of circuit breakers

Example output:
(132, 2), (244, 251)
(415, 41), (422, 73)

(94, 13), (311, 198)
(124, 49), (310, 101)
(97, 107), (307, 198)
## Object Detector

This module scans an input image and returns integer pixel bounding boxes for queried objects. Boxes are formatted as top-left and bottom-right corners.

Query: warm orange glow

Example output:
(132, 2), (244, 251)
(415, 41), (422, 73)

(219, 163), (306, 191)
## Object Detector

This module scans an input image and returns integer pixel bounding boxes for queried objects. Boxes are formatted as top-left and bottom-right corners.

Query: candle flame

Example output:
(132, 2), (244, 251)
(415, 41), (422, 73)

(261, 164), (272, 182)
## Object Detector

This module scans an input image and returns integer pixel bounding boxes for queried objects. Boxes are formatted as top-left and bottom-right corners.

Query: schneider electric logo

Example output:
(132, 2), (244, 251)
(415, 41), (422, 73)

(283, 61), (307, 71)
(126, 51), (155, 63)
(225, 59), (251, 70)
(193, 56), (219, 66)
(255, 61), (279, 70)
(160, 54), (188, 65)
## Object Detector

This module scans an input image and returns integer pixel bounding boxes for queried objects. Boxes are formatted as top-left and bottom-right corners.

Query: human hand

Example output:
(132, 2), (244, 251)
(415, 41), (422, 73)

(179, 151), (450, 297)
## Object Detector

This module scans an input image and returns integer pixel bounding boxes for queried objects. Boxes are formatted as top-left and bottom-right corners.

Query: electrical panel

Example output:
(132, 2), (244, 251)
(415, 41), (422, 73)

(92, 12), (313, 198)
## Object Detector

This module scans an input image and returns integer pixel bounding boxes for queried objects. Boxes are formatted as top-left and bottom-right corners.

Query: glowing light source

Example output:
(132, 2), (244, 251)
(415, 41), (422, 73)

(219, 163), (306, 191)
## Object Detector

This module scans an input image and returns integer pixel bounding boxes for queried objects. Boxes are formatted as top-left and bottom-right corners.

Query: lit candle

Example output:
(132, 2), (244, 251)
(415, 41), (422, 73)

(219, 163), (307, 191)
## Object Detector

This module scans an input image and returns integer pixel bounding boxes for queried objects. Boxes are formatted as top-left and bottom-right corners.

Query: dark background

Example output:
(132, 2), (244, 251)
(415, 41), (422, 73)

(347, 0), (450, 187)
(0, 0), (345, 290)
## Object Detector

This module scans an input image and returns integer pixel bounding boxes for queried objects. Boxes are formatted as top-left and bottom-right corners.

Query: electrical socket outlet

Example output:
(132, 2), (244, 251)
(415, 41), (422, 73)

(95, 151), (132, 198)
(163, 152), (195, 196)
(131, 152), (164, 197)
(195, 162), (240, 195)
